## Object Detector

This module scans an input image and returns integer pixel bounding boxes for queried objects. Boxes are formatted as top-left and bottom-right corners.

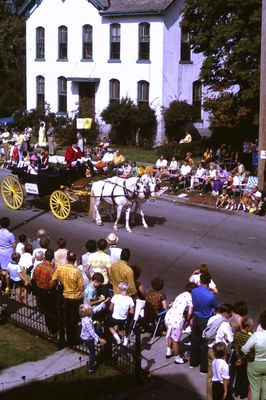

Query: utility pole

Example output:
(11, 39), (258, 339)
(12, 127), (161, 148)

(258, 0), (266, 191)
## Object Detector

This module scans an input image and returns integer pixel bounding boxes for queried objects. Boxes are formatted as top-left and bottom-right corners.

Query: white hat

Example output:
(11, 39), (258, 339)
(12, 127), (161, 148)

(106, 233), (118, 245)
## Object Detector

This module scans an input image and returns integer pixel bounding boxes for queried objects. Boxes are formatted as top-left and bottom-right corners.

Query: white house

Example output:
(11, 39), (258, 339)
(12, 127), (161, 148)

(20, 0), (211, 143)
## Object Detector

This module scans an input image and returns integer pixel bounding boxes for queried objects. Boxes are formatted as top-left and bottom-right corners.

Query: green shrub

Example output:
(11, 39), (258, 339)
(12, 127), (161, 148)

(162, 100), (194, 142)
(156, 138), (215, 161)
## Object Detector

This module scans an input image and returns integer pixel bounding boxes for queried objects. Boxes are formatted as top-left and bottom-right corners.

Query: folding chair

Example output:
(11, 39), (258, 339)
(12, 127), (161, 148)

(239, 175), (258, 198)
(148, 308), (167, 345)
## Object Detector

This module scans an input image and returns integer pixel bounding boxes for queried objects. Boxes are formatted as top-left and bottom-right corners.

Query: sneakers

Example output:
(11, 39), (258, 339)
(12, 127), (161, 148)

(182, 326), (192, 334)
(122, 336), (128, 346)
(174, 356), (184, 364)
(165, 347), (173, 359)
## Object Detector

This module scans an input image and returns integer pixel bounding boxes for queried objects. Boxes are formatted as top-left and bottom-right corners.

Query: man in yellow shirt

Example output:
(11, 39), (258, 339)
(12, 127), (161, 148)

(112, 149), (125, 175)
(51, 251), (84, 346)
(110, 248), (137, 298)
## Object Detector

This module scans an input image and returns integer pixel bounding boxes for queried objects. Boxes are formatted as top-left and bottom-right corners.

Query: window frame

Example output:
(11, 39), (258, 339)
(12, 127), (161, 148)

(180, 28), (191, 63)
(110, 23), (121, 60)
(36, 75), (45, 109)
(137, 80), (149, 105)
(58, 76), (67, 113)
(82, 24), (93, 60)
(58, 25), (68, 60)
(109, 79), (120, 102)
(138, 23), (150, 61)
(36, 26), (45, 60)
(192, 80), (202, 121)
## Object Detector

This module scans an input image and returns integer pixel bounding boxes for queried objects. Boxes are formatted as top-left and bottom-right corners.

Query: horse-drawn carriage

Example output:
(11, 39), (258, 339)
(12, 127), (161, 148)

(0, 167), (91, 220)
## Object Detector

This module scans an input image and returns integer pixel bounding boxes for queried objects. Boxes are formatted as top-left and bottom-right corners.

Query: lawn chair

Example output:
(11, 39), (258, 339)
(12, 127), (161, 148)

(148, 308), (168, 345)
(239, 175), (258, 198)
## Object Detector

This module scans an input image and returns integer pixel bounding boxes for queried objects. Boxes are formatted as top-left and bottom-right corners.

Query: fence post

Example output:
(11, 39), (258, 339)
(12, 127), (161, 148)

(134, 324), (142, 380)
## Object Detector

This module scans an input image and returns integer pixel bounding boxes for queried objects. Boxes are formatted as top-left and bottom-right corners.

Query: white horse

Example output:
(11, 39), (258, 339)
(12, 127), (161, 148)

(89, 176), (147, 232)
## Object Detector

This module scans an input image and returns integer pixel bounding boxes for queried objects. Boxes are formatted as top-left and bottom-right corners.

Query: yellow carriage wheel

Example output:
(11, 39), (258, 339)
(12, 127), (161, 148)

(50, 190), (71, 220)
(1, 175), (24, 209)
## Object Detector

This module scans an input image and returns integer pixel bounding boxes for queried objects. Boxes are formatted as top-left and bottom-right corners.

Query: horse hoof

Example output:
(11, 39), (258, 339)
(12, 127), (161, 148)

(113, 226), (118, 231)
(143, 225), (148, 229)
(96, 221), (103, 226)
(127, 229), (132, 233)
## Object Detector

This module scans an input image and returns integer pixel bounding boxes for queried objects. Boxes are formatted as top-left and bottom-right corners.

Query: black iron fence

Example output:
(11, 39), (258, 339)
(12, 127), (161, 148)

(0, 293), (143, 379)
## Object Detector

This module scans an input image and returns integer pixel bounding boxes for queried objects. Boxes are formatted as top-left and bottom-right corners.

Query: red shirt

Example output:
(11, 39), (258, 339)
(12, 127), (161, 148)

(33, 261), (55, 290)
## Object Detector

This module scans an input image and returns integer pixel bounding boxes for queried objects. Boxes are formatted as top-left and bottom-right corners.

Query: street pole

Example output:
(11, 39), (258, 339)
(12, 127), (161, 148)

(258, 0), (266, 191)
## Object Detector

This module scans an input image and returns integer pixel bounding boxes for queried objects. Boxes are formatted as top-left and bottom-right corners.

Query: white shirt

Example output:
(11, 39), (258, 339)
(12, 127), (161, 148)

(169, 160), (178, 171)
(111, 294), (134, 320)
(180, 164), (191, 176)
(19, 252), (33, 270)
(108, 246), (122, 264)
(102, 152), (114, 163)
(156, 159), (167, 169)
(212, 359), (230, 383)
(7, 262), (22, 282)
(189, 273), (216, 291)
(16, 242), (25, 255)
(207, 314), (233, 348)
(195, 167), (206, 179)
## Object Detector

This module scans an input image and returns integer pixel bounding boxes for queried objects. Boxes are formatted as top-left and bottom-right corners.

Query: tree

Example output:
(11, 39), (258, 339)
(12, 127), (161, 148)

(101, 97), (138, 145)
(0, 1), (26, 116)
(162, 100), (194, 142)
(136, 104), (157, 148)
(182, 0), (261, 136)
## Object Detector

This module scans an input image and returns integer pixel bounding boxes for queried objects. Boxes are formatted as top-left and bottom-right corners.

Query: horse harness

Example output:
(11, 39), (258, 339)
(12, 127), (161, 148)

(98, 179), (141, 206)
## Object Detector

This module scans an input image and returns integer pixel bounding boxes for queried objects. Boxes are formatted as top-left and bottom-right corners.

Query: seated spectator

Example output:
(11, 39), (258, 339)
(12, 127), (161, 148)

(202, 148), (213, 166)
(27, 154), (39, 175)
(179, 131), (192, 144)
(158, 156), (179, 180)
(65, 143), (84, 170)
(99, 137), (110, 157)
(156, 155), (168, 171)
(169, 159), (192, 191)
(131, 161), (139, 176)
(54, 236), (68, 268)
(212, 164), (228, 196)
(112, 149), (125, 173)
(204, 162), (218, 193)
(108, 281), (135, 346)
(185, 152), (194, 168)
(189, 162), (206, 191)
(189, 263), (218, 294)
(94, 147), (114, 174)
(215, 188), (230, 209)
(119, 159), (132, 178)
(238, 185), (262, 212)
(39, 150), (49, 170)
(232, 161), (245, 177)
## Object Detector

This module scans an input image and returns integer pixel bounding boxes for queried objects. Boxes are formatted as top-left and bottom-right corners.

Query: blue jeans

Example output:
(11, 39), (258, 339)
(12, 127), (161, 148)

(83, 339), (96, 371)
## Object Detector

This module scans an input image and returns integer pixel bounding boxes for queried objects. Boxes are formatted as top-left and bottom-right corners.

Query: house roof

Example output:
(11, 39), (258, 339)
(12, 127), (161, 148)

(100, 1), (175, 16)
(20, 0), (175, 17)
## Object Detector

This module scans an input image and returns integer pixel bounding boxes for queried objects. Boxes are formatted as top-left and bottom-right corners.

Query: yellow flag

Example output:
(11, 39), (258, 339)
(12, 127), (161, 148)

(83, 118), (92, 130)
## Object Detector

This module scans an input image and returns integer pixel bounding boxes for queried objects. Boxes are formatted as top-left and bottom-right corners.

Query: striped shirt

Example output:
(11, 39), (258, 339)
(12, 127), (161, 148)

(51, 263), (84, 299)
(87, 251), (111, 285)
(234, 330), (251, 360)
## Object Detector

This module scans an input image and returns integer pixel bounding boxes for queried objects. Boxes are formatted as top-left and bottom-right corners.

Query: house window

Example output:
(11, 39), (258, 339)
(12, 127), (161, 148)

(36, 27), (45, 59)
(180, 28), (191, 62)
(82, 25), (93, 59)
(193, 81), (202, 121)
(110, 23), (120, 60)
(58, 76), (67, 112)
(36, 76), (45, 109)
(138, 23), (150, 60)
(58, 26), (68, 60)
(109, 79), (120, 102)
(137, 80), (149, 105)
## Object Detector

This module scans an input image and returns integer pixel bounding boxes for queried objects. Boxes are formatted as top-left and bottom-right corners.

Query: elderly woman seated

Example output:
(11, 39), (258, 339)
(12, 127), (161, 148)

(169, 159), (192, 191)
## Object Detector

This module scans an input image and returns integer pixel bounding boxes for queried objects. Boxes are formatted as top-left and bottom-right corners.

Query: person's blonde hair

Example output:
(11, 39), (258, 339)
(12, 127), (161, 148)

(118, 281), (129, 294)
(79, 304), (92, 318)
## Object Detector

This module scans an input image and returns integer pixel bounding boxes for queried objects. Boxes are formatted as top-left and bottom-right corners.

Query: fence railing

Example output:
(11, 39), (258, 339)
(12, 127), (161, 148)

(0, 293), (143, 379)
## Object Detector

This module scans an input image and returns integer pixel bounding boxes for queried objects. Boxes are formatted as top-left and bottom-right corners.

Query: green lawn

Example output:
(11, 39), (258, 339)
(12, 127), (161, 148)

(118, 146), (157, 164)
(0, 323), (58, 370)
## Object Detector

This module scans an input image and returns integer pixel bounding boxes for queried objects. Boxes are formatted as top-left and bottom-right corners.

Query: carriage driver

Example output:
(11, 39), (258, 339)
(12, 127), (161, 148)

(65, 142), (95, 175)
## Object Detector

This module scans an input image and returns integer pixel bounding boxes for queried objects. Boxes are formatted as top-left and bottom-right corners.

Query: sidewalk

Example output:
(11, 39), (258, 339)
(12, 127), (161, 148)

(0, 332), (206, 399)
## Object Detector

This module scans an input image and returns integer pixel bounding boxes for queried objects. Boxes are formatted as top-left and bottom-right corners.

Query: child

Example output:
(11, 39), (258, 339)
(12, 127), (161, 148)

(212, 342), (232, 400)
(7, 252), (29, 303)
(215, 189), (229, 209)
(233, 317), (253, 399)
(54, 236), (68, 268)
(79, 303), (107, 375)
(84, 272), (106, 307)
(16, 233), (27, 255)
(108, 281), (134, 346)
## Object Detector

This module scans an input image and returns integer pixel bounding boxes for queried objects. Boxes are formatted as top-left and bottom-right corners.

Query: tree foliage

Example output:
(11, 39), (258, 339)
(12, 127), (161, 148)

(162, 100), (194, 142)
(182, 0), (261, 133)
(0, 0), (26, 116)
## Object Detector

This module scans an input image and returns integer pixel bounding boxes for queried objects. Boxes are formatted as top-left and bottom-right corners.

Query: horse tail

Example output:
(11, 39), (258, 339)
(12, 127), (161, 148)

(88, 185), (95, 220)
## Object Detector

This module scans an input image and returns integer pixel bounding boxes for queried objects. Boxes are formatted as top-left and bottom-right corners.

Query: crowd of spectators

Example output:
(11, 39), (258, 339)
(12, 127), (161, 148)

(0, 216), (266, 399)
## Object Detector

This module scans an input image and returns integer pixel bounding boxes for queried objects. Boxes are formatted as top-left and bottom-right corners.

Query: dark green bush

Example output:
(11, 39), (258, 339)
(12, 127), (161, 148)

(162, 100), (194, 142)
(156, 138), (215, 161)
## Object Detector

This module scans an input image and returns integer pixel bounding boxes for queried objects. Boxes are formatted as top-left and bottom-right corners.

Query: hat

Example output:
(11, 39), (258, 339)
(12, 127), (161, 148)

(106, 233), (118, 245)
(107, 147), (113, 152)
(30, 154), (38, 161)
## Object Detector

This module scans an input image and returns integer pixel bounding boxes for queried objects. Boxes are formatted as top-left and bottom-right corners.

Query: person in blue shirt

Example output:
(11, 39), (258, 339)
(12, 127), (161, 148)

(189, 272), (219, 373)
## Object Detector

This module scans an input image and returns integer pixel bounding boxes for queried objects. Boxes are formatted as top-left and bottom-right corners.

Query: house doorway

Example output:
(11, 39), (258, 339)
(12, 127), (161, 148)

(79, 82), (96, 118)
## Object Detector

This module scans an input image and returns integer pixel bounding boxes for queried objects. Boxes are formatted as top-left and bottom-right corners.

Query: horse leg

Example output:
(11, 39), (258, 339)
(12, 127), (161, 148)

(94, 199), (103, 226)
(139, 204), (148, 229)
(125, 206), (132, 233)
(113, 204), (122, 231)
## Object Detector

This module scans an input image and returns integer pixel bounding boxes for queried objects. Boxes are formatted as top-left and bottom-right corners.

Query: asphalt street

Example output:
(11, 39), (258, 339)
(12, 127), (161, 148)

(0, 168), (265, 320)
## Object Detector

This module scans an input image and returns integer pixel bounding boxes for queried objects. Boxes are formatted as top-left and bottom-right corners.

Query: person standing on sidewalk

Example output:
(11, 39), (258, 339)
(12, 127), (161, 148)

(189, 272), (219, 373)
(51, 251), (84, 347)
